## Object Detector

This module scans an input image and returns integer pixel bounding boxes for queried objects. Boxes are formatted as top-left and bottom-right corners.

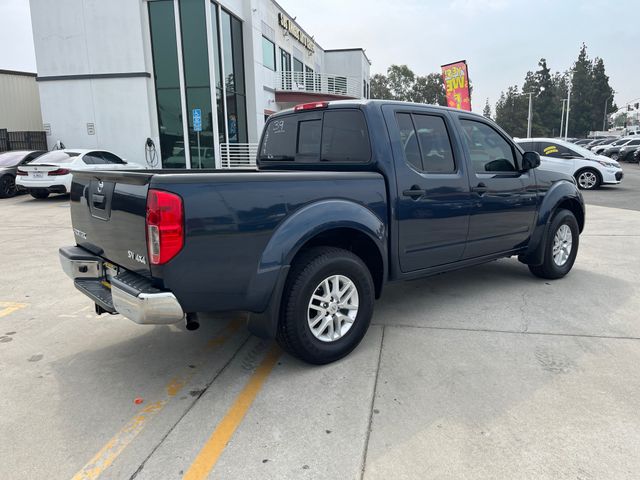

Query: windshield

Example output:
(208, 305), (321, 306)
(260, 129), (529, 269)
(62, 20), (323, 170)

(611, 139), (629, 146)
(31, 151), (79, 164)
(0, 152), (27, 167)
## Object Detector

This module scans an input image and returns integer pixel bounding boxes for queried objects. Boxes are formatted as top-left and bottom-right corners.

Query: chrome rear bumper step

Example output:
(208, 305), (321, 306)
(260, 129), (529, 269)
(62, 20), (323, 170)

(59, 246), (185, 325)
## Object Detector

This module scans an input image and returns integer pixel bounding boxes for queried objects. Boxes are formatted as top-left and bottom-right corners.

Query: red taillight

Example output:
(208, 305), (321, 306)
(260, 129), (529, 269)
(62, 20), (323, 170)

(146, 189), (184, 265)
(48, 168), (71, 176)
(16, 169), (27, 176)
(294, 101), (329, 111)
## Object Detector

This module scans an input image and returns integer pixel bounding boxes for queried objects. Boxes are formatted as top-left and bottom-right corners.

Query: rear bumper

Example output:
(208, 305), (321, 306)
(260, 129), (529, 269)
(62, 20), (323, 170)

(59, 246), (184, 325)
(17, 174), (72, 192)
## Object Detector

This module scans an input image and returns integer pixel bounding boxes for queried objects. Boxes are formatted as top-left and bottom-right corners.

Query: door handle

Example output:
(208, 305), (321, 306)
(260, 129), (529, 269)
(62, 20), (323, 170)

(402, 186), (426, 199)
(471, 183), (488, 194)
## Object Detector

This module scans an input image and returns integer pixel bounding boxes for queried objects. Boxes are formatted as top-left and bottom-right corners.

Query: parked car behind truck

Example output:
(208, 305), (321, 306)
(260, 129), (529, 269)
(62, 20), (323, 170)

(59, 100), (585, 364)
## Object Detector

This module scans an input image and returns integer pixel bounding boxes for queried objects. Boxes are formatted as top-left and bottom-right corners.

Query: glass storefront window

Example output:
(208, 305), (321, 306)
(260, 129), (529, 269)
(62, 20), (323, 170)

(148, 0), (186, 168)
(262, 36), (276, 71)
(149, 0), (249, 167)
(217, 9), (247, 144)
(180, 0), (214, 168)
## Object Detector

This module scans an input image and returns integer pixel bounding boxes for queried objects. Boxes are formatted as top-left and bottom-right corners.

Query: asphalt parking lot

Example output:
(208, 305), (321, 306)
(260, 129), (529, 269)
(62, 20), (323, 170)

(1, 163), (640, 480)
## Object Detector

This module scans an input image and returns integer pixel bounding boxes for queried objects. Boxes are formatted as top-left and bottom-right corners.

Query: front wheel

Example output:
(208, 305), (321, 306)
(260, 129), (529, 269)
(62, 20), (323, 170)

(277, 246), (374, 365)
(0, 175), (16, 198)
(529, 209), (579, 280)
(575, 169), (600, 190)
(610, 153), (619, 161)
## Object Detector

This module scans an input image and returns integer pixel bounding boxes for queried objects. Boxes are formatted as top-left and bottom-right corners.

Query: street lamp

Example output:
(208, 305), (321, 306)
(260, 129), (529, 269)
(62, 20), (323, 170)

(525, 87), (545, 138)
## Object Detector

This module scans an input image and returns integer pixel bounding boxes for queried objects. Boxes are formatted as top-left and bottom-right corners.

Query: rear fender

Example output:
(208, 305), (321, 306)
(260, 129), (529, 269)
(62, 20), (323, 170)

(247, 199), (387, 338)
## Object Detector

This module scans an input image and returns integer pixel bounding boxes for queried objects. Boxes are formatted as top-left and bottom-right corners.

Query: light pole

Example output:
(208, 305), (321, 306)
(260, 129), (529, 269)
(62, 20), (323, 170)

(564, 72), (573, 141)
(559, 98), (567, 138)
(525, 87), (545, 138)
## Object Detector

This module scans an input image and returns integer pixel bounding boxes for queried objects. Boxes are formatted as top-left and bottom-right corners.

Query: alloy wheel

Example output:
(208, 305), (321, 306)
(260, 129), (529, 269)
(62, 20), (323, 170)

(307, 274), (359, 342)
(552, 224), (573, 266)
(578, 171), (597, 189)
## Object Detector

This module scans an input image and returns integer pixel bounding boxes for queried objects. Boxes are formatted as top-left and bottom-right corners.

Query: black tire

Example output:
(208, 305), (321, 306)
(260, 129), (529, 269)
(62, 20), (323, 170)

(574, 168), (601, 190)
(277, 246), (374, 365)
(528, 209), (579, 280)
(30, 190), (50, 199)
(0, 175), (16, 198)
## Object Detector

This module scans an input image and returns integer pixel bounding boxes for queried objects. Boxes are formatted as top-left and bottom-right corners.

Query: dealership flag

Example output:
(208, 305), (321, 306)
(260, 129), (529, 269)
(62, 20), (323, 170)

(441, 61), (471, 111)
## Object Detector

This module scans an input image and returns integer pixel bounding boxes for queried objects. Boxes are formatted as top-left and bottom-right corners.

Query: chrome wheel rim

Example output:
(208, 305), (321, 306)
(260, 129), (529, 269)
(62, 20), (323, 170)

(307, 275), (359, 342)
(578, 171), (597, 189)
(611, 153), (618, 161)
(552, 224), (573, 267)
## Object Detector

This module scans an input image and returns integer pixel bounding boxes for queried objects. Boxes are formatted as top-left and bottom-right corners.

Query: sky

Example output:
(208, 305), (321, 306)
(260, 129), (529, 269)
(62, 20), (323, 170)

(1, 0), (638, 114)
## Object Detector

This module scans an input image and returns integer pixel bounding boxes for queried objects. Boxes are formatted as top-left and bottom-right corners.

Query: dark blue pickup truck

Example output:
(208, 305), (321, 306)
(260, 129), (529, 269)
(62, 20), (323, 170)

(60, 100), (584, 364)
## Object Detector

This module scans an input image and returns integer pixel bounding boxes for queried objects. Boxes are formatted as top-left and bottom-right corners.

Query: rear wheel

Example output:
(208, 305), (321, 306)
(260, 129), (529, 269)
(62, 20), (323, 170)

(0, 175), (16, 198)
(277, 246), (374, 365)
(575, 169), (600, 190)
(528, 209), (579, 280)
(29, 189), (50, 199)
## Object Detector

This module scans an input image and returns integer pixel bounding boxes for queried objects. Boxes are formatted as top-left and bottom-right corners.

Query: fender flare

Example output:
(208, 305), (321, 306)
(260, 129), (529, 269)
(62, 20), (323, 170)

(247, 199), (387, 338)
(519, 180), (584, 266)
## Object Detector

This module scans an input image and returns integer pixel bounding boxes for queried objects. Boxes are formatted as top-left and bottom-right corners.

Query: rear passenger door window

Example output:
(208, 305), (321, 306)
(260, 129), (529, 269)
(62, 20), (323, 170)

(540, 143), (575, 159)
(82, 153), (105, 165)
(459, 120), (517, 173)
(99, 152), (126, 164)
(396, 113), (456, 173)
(413, 114), (456, 173)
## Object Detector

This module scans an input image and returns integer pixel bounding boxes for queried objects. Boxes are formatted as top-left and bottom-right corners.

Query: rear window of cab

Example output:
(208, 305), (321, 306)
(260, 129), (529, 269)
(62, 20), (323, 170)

(259, 109), (371, 164)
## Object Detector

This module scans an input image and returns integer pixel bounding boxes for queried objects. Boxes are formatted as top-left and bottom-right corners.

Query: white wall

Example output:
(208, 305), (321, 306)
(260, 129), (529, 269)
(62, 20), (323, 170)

(30, 0), (155, 165)
(325, 50), (370, 97)
(0, 72), (43, 131)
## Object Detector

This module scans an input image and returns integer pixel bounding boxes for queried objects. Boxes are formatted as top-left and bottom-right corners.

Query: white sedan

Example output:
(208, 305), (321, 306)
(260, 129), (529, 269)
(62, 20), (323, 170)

(516, 138), (623, 190)
(16, 149), (144, 199)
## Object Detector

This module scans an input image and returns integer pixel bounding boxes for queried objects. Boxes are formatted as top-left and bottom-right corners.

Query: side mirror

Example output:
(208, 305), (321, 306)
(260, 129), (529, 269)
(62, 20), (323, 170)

(521, 151), (541, 171)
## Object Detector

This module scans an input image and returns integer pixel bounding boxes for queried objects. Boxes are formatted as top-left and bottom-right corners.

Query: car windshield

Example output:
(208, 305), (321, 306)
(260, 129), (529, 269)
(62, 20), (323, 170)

(0, 152), (27, 167)
(612, 139), (628, 146)
(31, 151), (80, 164)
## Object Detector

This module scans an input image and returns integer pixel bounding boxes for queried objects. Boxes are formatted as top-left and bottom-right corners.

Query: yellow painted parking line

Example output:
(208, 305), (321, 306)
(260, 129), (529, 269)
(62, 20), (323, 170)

(0, 302), (27, 318)
(183, 344), (281, 480)
(69, 319), (243, 480)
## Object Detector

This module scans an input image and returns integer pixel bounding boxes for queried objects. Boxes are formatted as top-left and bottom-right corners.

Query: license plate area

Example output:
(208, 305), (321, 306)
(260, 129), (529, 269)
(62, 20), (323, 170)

(32, 172), (44, 179)
(102, 261), (119, 286)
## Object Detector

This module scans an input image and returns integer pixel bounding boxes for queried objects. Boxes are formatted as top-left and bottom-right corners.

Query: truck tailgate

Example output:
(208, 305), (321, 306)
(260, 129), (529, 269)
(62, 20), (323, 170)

(69, 170), (152, 276)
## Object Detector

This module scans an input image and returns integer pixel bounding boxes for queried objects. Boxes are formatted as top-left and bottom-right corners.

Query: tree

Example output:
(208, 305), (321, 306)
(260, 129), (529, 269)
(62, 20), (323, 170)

(568, 43), (594, 137)
(590, 57), (617, 131)
(482, 98), (492, 119)
(386, 64), (415, 100)
(370, 66), (447, 105)
(370, 73), (392, 100)
(495, 86), (528, 137)
(410, 73), (447, 106)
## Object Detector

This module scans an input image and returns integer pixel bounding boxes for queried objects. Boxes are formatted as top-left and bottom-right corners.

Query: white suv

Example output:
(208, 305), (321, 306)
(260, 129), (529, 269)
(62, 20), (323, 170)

(516, 138), (623, 190)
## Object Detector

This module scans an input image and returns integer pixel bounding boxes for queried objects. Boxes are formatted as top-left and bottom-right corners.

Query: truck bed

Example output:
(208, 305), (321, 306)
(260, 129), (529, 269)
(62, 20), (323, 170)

(69, 169), (388, 314)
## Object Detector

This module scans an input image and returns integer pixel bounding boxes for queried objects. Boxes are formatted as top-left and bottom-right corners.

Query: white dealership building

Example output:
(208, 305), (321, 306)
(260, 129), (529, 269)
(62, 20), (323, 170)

(29, 0), (371, 168)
